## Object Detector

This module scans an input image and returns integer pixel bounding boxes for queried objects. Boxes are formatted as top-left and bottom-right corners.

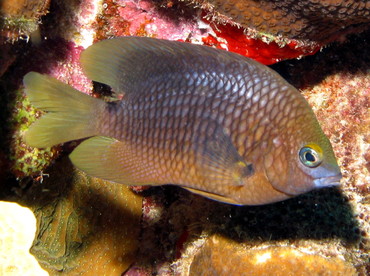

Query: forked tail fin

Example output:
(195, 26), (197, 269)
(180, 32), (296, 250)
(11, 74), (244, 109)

(23, 72), (105, 148)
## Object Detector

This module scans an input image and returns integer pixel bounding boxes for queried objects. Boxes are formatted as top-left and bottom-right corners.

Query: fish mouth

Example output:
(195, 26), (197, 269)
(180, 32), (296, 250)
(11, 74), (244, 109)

(313, 173), (342, 188)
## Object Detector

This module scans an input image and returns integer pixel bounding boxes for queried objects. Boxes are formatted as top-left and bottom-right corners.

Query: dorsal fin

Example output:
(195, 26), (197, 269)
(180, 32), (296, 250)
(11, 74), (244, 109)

(80, 36), (261, 96)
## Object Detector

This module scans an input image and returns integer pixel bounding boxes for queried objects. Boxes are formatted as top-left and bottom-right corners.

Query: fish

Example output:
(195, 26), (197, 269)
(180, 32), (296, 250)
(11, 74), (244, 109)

(23, 36), (342, 205)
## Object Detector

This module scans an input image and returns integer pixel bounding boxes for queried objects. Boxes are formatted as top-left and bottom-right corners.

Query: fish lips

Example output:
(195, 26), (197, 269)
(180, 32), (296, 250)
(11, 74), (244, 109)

(275, 163), (342, 196)
(278, 171), (342, 198)
(311, 161), (343, 189)
(313, 172), (342, 188)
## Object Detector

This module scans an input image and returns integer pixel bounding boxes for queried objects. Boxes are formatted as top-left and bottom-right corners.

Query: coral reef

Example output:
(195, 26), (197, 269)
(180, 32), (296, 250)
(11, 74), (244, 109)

(188, 0), (370, 44)
(15, 157), (143, 275)
(0, 0), (368, 275)
(201, 20), (320, 64)
(93, 0), (208, 42)
(0, 0), (51, 75)
(187, 235), (357, 275)
(0, 0), (50, 43)
(0, 201), (48, 276)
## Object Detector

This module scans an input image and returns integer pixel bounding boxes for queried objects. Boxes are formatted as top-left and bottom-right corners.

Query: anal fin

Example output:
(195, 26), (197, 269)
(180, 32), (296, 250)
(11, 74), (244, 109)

(183, 187), (241, 205)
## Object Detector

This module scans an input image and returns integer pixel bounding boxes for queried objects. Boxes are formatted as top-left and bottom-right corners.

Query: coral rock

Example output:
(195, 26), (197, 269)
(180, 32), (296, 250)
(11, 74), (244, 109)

(0, 0), (50, 76)
(0, 0), (50, 43)
(190, 0), (370, 44)
(18, 157), (143, 275)
(0, 201), (48, 276)
(189, 235), (357, 276)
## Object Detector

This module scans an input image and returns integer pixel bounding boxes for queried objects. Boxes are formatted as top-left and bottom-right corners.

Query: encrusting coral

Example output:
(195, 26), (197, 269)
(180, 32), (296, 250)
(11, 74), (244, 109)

(187, 235), (357, 276)
(0, 0), (51, 76)
(188, 0), (370, 44)
(0, 201), (48, 276)
(0, 0), (50, 43)
(17, 157), (143, 275)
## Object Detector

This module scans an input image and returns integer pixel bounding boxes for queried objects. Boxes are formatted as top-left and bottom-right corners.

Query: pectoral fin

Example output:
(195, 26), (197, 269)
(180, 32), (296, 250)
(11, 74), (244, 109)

(192, 119), (253, 187)
(70, 136), (151, 185)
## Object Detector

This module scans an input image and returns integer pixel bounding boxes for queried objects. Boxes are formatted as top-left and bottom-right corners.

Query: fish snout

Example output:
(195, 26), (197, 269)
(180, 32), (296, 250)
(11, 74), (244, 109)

(313, 172), (342, 188)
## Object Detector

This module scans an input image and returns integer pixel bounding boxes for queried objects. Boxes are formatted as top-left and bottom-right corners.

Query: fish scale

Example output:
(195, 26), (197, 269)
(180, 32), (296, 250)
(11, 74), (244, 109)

(23, 36), (341, 205)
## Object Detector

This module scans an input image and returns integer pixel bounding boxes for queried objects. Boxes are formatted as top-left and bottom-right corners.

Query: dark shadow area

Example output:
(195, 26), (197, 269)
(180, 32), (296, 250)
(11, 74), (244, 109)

(149, 0), (199, 24)
(130, 183), (360, 268)
(270, 28), (370, 89)
(220, 188), (359, 245)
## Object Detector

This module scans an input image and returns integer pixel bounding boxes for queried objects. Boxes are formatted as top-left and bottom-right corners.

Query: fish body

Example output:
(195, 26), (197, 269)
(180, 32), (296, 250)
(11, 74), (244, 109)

(24, 37), (341, 205)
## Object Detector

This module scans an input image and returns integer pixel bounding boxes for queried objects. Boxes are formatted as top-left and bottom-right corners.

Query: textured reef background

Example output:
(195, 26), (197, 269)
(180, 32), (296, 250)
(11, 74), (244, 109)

(0, 0), (369, 275)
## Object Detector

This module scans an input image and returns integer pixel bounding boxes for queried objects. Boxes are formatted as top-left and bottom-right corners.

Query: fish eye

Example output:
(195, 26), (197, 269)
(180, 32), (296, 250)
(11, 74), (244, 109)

(299, 146), (322, 168)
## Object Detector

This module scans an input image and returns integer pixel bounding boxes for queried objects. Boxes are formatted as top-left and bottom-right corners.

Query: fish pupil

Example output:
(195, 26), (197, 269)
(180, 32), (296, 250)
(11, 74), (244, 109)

(299, 146), (322, 168)
(305, 152), (316, 162)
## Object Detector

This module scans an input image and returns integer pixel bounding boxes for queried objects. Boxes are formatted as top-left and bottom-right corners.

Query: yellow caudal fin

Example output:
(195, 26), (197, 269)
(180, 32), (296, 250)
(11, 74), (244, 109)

(23, 72), (105, 148)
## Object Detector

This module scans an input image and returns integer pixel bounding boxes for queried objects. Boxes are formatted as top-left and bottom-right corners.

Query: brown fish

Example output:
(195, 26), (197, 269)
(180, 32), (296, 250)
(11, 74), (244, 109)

(23, 37), (341, 205)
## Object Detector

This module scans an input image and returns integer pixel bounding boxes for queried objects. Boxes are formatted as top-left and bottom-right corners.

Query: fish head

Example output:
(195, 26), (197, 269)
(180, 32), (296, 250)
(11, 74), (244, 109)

(263, 115), (342, 197)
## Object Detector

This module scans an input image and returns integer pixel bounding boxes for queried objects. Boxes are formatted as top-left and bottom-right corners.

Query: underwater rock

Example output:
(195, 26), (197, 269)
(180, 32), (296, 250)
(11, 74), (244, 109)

(301, 70), (370, 254)
(0, 0), (50, 75)
(0, 201), (48, 276)
(16, 157), (143, 275)
(187, 235), (357, 276)
(188, 0), (370, 44)
(41, 0), (103, 48)
(0, 0), (50, 43)
(269, 30), (370, 274)
(95, 0), (323, 64)
(94, 0), (209, 42)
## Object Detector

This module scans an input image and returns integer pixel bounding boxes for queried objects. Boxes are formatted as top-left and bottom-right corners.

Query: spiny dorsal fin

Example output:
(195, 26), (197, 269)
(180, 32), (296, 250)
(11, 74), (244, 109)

(80, 36), (263, 96)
